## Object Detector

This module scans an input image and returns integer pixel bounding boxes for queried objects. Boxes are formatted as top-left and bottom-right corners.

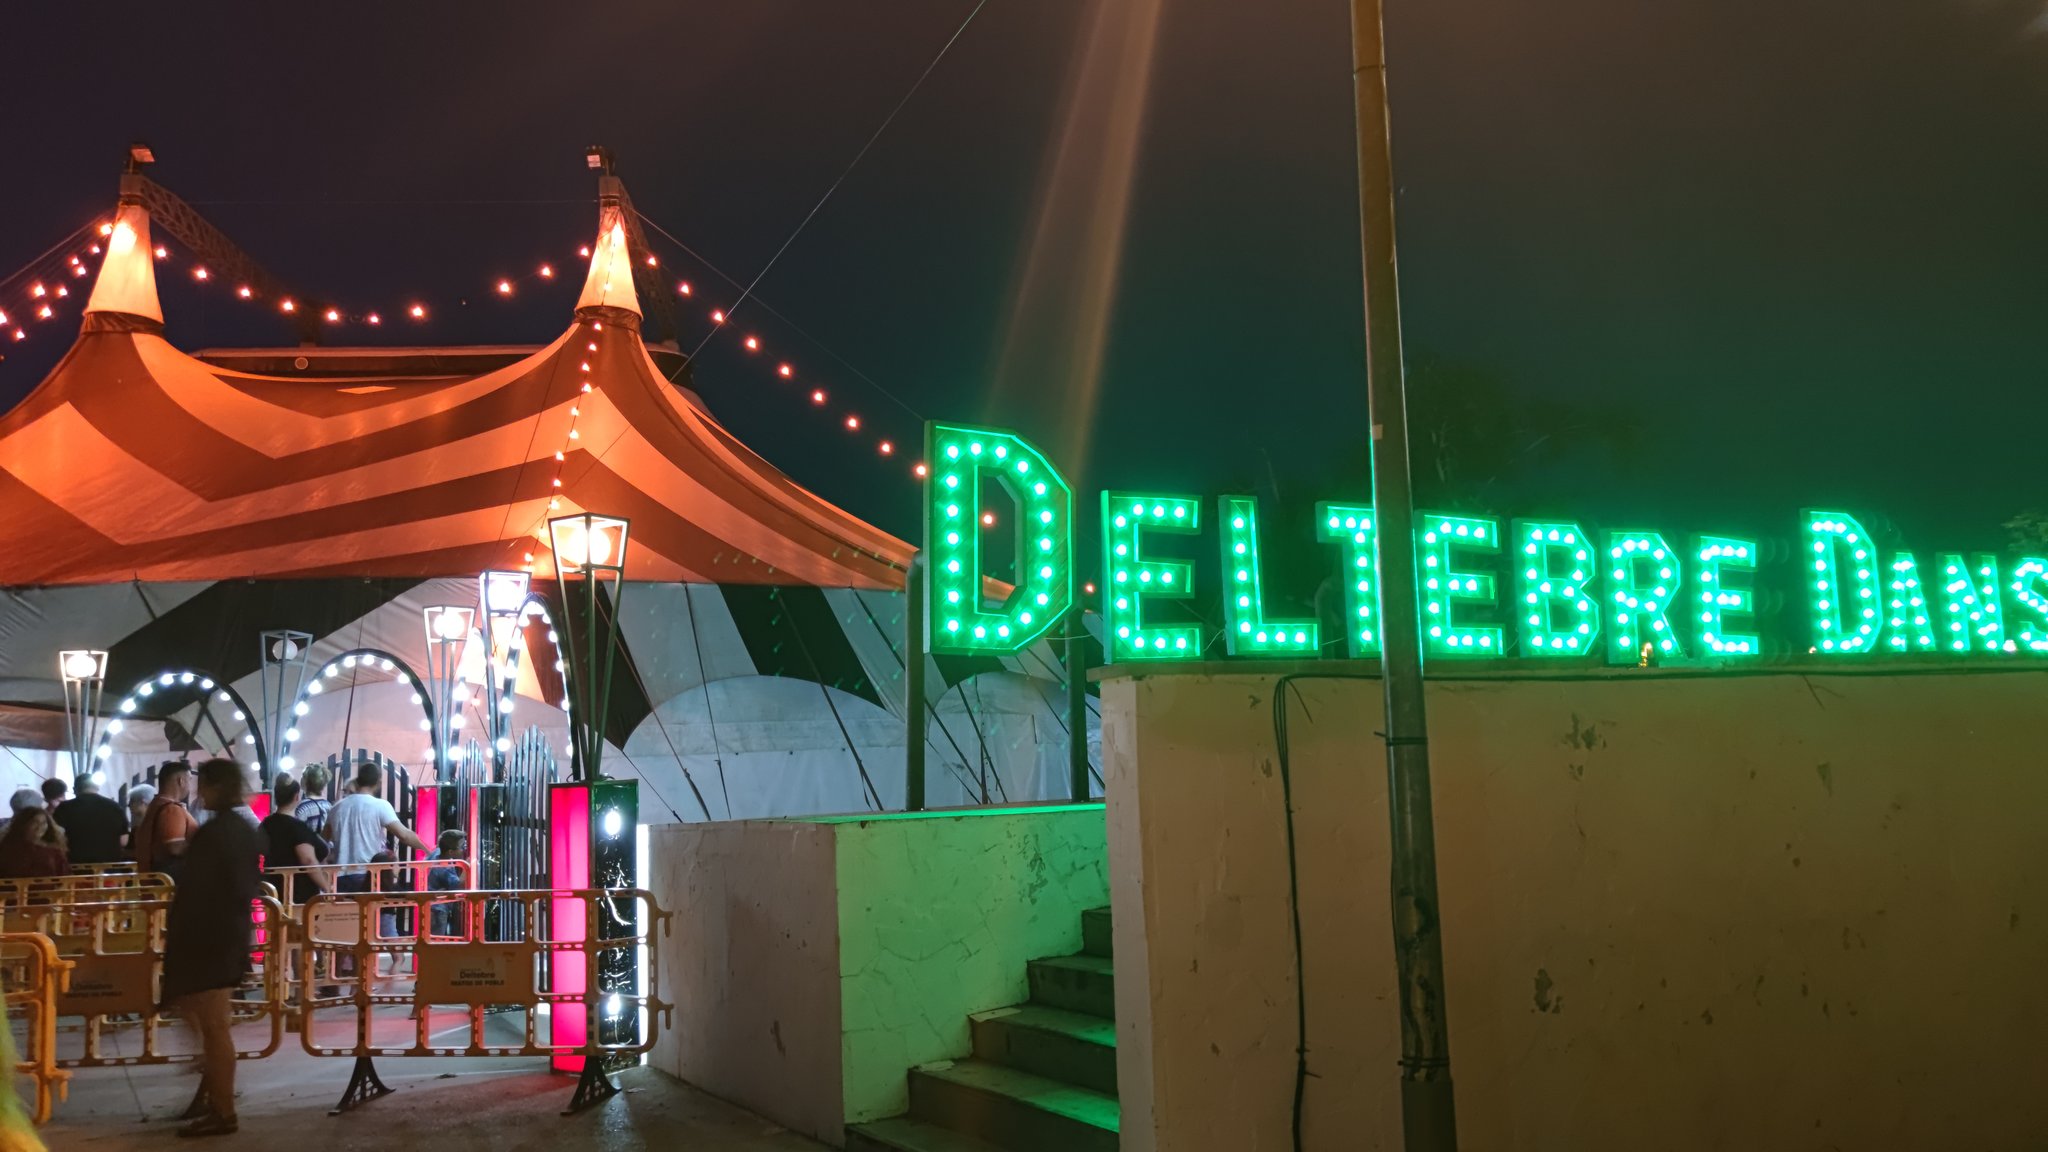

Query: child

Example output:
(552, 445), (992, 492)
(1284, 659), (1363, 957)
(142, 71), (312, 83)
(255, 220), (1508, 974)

(426, 829), (468, 939)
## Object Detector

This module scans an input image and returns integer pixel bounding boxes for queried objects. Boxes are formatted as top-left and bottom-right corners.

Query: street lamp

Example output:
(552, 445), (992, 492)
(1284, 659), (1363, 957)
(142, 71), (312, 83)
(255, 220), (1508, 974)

(258, 631), (311, 783)
(478, 570), (531, 772)
(542, 512), (636, 1100)
(421, 605), (475, 782)
(546, 513), (628, 782)
(58, 650), (108, 784)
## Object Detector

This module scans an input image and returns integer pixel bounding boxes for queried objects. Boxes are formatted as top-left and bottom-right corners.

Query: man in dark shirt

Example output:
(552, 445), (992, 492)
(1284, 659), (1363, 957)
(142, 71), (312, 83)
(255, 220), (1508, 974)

(160, 759), (261, 1138)
(258, 776), (330, 907)
(53, 775), (127, 865)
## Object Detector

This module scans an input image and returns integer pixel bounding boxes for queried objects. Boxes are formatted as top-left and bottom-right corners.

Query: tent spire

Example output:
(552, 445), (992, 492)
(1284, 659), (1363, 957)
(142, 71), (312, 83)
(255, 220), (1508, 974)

(83, 175), (164, 327)
(576, 175), (642, 321)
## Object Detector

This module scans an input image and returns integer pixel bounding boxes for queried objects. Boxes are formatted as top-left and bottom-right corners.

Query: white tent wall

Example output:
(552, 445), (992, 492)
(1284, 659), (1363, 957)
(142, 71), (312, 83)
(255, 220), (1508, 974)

(0, 583), (212, 708)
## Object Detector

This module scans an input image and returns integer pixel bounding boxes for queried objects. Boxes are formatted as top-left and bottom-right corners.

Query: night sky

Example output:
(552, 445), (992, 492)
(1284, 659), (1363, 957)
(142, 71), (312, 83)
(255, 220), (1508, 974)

(3, 0), (2044, 580)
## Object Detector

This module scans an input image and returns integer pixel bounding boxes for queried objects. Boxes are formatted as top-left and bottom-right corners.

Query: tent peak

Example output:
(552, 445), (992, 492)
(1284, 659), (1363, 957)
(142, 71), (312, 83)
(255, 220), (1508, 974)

(84, 198), (164, 328)
(576, 179), (642, 321)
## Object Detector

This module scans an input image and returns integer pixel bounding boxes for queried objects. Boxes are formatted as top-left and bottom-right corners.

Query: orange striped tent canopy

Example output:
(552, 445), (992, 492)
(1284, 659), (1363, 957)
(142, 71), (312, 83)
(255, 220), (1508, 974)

(0, 199), (912, 589)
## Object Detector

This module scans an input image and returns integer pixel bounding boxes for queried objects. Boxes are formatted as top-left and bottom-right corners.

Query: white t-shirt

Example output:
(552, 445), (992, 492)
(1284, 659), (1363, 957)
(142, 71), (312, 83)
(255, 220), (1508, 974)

(326, 793), (400, 872)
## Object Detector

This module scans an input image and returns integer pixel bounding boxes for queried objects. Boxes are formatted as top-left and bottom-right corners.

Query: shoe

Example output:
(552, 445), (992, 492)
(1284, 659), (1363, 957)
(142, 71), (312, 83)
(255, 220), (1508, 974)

(176, 1112), (238, 1138)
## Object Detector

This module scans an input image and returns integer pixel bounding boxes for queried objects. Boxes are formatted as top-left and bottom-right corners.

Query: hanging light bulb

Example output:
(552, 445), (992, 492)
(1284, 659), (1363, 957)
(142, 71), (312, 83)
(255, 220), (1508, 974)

(280, 299), (296, 313)
(410, 304), (427, 319)
(192, 267), (209, 281)
(367, 313), (381, 325)
(879, 441), (894, 455)
(743, 335), (760, 351)
(539, 264), (555, 279)
(710, 310), (725, 324)
(845, 415), (861, 430)
(497, 280), (514, 295)
(237, 286), (253, 299)
(677, 281), (692, 296)
(777, 363), (793, 378)
(811, 389), (826, 405)
(324, 308), (341, 322)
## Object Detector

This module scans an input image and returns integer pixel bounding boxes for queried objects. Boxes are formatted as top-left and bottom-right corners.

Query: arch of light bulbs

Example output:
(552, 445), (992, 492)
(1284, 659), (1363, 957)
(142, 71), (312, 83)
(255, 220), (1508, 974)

(92, 669), (265, 781)
(274, 649), (435, 775)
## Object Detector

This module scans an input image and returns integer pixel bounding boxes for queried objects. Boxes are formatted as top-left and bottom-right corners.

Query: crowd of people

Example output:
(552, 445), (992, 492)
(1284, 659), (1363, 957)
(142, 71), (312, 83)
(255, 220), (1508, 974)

(1, 758), (460, 1139)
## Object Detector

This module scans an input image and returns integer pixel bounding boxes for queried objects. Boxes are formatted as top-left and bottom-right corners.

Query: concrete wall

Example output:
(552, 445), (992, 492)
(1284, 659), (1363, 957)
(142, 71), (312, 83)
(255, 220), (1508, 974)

(1103, 666), (2048, 1152)
(649, 803), (1110, 1144)
(831, 805), (1109, 1125)
(650, 819), (844, 1143)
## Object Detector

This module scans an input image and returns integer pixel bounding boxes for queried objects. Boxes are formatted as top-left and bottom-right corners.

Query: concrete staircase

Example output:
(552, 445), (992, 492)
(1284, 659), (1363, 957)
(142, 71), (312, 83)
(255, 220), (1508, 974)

(847, 906), (1118, 1152)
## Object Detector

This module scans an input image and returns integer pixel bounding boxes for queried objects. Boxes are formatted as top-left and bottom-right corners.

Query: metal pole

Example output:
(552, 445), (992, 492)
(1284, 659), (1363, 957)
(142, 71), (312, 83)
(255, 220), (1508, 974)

(1065, 606), (1089, 801)
(904, 553), (927, 812)
(1348, 0), (1459, 1148)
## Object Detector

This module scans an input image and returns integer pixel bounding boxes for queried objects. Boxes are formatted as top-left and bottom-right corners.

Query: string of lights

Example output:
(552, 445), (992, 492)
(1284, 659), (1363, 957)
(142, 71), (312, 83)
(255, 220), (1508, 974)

(0, 218), (926, 484)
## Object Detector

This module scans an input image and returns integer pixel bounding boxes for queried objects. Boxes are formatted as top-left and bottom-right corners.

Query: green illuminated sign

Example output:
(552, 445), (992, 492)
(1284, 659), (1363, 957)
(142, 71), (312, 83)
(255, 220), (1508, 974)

(919, 421), (2045, 666)
(922, 423), (1072, 653)
(1100, 492), (1201, 661)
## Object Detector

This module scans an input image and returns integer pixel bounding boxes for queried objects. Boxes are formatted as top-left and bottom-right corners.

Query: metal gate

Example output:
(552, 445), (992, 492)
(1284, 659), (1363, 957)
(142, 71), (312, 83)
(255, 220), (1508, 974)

(479, 727), (559, 942)
(316, 749), (416, 828)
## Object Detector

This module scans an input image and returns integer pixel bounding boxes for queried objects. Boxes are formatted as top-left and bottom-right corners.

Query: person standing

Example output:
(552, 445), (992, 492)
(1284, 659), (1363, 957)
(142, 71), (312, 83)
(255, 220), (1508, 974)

(294, 765), (334, 842)
(133, 763), (197, 878)
(123, 784), (156, 857)
(326, 763), (428, 892)
(160, 759), (260, 1138)
(0, 807), (67, 878)
(53, 776), (127, 866)
(258, 777), (330, 908)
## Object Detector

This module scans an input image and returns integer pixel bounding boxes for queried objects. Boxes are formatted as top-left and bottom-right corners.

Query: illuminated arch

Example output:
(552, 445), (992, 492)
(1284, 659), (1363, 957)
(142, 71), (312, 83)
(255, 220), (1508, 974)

(277, 648), (435, 774)
(95, 668), (265, 781)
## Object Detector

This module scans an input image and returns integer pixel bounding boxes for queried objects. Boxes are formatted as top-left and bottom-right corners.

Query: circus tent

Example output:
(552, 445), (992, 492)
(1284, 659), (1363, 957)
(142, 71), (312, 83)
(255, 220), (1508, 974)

(0, 185), (1101, 819)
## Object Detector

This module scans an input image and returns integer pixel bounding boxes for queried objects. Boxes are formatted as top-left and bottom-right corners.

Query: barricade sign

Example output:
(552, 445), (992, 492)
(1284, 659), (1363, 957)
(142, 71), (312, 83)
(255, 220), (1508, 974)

(21, 897), (289, 1069)
(0, 931), (73, 1125)
(298, 887), (670, 1115)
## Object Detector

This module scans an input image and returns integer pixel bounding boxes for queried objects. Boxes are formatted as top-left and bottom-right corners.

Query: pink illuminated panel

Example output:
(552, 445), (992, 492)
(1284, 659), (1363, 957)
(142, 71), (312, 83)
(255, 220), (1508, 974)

(548, 784), (592, 1071)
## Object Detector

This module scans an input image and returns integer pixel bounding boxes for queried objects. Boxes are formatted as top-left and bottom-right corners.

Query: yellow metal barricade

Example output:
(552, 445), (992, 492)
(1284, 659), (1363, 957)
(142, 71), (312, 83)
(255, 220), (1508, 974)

(298, 888), (670, 1114)
(267, 859), (473, 1009)
(0, 932), (73, 1124)
(15, 896), (289, 1068)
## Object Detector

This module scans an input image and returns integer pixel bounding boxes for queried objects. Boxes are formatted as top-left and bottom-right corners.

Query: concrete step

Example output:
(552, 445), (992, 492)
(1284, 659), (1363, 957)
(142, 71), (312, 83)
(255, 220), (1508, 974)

(1026, 953), (1115, 1020)
(908, 1059), (1119, 1152)
(846, 1115), (1009, 1152)
(970, 1004), (1117, 1095)
(1080, 906), (1112, 958)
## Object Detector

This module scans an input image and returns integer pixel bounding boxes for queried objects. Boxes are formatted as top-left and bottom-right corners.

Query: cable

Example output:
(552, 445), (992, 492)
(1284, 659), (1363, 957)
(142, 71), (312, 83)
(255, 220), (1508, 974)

(1269, 671), (1377, 1152)
(633, 209), (925, 421)
(0, 221), (95, 295)
(683, 0), (992, 364)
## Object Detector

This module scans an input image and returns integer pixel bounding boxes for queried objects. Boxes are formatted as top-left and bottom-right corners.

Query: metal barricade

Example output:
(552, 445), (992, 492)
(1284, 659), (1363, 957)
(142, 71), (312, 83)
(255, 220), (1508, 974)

(298, 887), (670, 1115)
(0, 871), (174, 915)
(17, 896), (289, 1068)
(0, 931), (73, 1124)
(268, 859), (474, 1011)
(68, 862), (138, 878)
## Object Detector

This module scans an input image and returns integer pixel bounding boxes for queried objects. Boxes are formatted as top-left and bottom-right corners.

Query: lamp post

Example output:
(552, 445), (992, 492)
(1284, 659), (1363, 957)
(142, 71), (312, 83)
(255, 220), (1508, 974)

(258, 630), (312, 785)
(58, 650), (109, 785)
(421, 605), (475, 783)
(542, 512), (636, 1098)
(479, 570), (532, 779)
(546, 513), (629, 782)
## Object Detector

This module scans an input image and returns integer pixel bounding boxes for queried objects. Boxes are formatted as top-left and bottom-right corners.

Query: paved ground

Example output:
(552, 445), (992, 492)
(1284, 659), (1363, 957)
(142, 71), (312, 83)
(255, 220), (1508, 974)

(42, 1046), (824, 1151)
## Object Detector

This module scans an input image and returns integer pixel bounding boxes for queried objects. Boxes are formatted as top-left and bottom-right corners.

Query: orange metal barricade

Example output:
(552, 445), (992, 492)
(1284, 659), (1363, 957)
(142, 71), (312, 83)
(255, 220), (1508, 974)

(297, 887), (669, 1114)
(13, 896), (289, 1069)
(0, 931), (73, 1124)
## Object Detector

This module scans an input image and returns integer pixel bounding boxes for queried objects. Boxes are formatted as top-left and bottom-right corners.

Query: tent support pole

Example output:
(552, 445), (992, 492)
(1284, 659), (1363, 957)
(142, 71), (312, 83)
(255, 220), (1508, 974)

(1065, 606), (1089, 801)
(904, 553), (927, 812)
